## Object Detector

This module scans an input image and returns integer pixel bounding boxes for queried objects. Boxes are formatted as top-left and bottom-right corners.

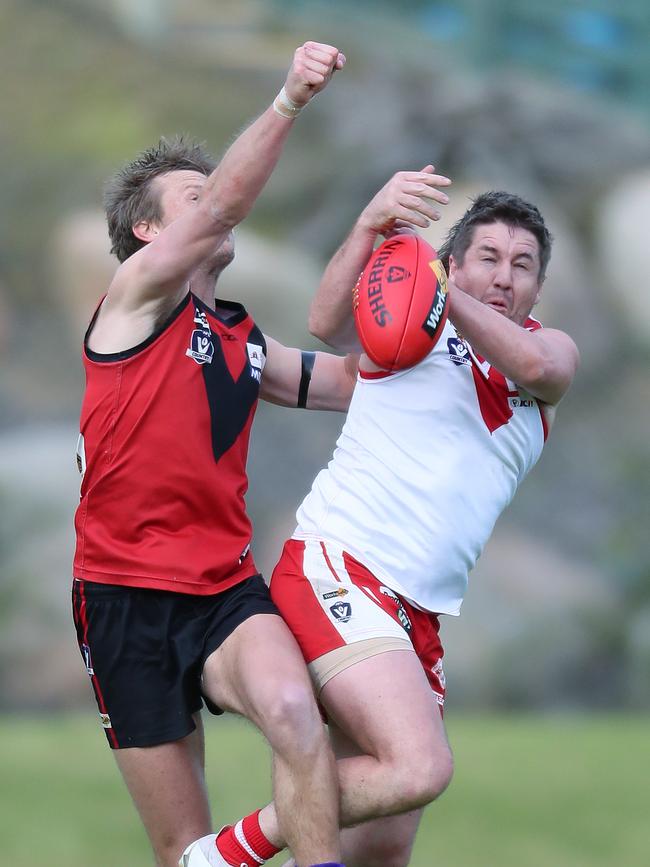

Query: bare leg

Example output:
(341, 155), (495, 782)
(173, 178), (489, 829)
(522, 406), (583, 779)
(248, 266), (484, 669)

(254, 648), (452, 861)
(114, 714), (211, 867)
(330, 722), (424, 867)
(321, 649), (453, 825)
(203, 613), (340, 866)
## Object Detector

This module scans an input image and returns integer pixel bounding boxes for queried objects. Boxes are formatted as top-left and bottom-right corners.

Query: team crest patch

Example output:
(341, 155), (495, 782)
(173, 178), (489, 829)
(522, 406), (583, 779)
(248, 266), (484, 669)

(186, 330), (215, 364)
(186, 305), (215, 364)
(447, 336), (471, 366)
(99, 712), (112, 729)
(329, 602), (352, 623)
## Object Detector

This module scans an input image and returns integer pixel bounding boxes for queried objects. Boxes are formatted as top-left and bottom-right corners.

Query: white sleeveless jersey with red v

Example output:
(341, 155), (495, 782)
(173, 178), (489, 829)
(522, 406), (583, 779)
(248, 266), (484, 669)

(295, 316), (547, 615)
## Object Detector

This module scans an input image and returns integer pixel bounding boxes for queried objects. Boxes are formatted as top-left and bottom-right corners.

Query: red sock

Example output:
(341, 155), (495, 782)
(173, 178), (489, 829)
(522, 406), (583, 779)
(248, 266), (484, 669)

(216, 810), (281, 866)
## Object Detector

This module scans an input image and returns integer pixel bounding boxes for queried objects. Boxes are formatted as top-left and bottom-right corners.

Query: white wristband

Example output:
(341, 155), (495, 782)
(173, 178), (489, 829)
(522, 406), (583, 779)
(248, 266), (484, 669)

(273, 85), (304, 119)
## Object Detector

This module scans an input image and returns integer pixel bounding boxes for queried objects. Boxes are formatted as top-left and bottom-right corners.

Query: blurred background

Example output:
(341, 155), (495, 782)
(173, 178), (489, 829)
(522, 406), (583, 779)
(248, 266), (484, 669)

(0, 1), (649, 865)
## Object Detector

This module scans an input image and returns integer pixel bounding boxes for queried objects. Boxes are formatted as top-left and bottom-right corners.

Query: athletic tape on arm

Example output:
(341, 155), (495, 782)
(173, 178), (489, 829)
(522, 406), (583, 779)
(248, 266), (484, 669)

(297, 351), (316, 408)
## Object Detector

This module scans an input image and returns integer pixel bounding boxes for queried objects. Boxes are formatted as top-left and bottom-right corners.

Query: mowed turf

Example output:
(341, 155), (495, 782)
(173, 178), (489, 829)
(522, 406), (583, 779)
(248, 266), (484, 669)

(0, 713), (647, 867)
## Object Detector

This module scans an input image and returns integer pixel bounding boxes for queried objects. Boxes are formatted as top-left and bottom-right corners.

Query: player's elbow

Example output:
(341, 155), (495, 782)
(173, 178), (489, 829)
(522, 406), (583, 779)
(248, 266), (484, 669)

(308, 310), (332, 343)
(522, 344), (579, 405)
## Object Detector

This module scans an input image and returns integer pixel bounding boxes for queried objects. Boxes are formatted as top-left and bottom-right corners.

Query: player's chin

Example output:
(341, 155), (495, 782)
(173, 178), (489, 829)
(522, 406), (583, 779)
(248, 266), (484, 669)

(209, 242), (235, 272)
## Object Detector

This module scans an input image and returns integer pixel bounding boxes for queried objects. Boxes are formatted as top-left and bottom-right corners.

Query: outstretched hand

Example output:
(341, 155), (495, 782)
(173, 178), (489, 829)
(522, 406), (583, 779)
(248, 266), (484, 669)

(285, 41), (346, 106)
(358, 166), (452, 237)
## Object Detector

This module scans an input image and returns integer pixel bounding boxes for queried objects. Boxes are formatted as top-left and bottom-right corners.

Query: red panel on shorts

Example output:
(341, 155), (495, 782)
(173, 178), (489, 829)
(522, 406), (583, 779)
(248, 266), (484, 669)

(270, 539), (346, 662)
(342, 551), (445, 701)
(271, 539), (446, 703)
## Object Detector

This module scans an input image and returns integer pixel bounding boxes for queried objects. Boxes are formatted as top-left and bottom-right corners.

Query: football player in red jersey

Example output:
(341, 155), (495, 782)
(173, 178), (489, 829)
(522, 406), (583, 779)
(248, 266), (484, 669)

(72, 42), (360, 867)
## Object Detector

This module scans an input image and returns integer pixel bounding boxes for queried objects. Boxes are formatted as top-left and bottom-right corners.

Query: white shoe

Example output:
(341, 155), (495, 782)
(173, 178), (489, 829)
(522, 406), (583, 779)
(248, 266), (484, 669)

(179, 833), (234, 867)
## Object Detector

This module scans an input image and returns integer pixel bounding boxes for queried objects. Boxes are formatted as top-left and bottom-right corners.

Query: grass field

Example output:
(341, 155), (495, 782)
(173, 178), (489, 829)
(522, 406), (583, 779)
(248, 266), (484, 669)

(0, 713), (647, 866)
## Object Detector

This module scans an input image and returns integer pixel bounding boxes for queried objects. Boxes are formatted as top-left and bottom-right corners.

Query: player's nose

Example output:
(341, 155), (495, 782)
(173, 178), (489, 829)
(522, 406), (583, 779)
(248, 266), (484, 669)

(492, 262), (513, 289)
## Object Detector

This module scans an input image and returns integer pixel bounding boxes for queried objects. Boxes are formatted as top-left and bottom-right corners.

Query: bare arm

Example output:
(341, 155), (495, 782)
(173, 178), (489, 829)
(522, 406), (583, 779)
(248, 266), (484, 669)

(309, 166), (451, 350)
(260, 335), (358, 412)
(110, 42), (346, 311)
(448, 283), (579, 405)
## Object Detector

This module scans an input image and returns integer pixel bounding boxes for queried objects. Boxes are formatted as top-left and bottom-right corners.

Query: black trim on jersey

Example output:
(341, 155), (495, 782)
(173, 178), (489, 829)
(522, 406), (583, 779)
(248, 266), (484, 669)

(84, 292), (192, 363)
(202, 322), (267, 464)
(205, 296), (249, 327)
(297, 351), (316, 408)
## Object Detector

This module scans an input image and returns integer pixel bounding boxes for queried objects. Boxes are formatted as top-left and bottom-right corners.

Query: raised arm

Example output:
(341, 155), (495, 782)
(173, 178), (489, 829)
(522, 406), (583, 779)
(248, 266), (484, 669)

(111, 42), (346, 310)
(448, 284), (579, 405)
(309, 166), (451, 350)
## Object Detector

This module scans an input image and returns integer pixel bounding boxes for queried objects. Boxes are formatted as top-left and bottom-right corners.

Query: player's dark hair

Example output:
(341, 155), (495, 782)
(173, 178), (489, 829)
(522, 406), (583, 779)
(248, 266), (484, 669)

(438, 191), (553, 281)
(104, 136), (217, 262)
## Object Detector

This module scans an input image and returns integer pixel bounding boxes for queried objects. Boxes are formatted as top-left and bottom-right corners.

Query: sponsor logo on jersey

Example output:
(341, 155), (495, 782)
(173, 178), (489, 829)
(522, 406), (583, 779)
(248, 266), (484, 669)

(323, 588), (349, 600)
(329, 602), (352, 623)
(186, 329), (215, 364)
(447, 337), (471, 366)
(81, 643), (94, 676)
(76, 433), (86, 476)
(99, 712), (112, 729)
(508, 396), (534, 409)
(238, 543), (251, 565)
(246, 342), (266, 382)
(379, 586), (412, 632)
(397, 607), (412, 632)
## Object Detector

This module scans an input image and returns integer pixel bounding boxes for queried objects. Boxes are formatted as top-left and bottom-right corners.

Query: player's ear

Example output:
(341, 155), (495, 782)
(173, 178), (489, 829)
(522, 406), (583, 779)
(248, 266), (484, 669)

(448, 254), (458, 279)
(132, 220), (160, 244)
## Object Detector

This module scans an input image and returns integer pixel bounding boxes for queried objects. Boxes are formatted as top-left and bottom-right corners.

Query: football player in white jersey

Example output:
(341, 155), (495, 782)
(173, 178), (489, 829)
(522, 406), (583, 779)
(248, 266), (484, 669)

(275, 175), (578, 867)
(182, 171), (578, 867)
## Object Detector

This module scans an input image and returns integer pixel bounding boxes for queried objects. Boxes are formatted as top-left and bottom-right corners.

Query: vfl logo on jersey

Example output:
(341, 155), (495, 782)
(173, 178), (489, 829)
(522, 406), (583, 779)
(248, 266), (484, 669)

(81, 643), (94, 676)
(323, 588), (349, 600)
(246, 342), (266, 382)
(187, 305), (215, 364)
(447, 337), (471, 366)
(186, 330), (214, 365)
(330, 602), (352, 623)
(386, 265), (411, 283)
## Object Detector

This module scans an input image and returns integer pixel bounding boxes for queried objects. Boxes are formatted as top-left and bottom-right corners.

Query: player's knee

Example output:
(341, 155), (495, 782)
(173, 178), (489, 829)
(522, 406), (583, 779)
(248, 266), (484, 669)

(261, 681), (323, 754)
(396, 750), (454, 809)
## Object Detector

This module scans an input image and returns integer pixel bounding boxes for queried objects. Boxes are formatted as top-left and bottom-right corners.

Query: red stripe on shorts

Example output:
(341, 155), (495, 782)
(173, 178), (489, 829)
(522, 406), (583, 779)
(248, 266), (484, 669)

(320, 541), (342, 583)
(76, 581), (119, 748)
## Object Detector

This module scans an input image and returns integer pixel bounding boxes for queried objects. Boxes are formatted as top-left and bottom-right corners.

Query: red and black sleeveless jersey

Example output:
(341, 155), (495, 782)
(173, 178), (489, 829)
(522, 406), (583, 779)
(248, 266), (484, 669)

(73, 292), (266, 595)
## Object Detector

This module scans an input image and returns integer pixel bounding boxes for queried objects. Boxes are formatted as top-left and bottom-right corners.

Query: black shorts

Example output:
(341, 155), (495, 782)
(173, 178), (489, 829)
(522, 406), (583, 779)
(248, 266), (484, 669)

(72, 574), (278, 749)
